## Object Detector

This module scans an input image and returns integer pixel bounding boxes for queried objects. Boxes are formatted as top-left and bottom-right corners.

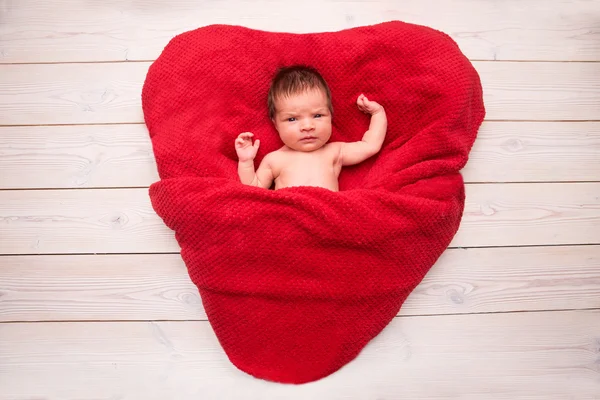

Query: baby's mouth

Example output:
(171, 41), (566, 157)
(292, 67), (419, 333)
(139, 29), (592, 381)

(300, 136), (317, 142)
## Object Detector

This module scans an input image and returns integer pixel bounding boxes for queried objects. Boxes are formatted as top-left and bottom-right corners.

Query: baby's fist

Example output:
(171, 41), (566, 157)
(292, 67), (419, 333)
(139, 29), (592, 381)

(235, 132), (260, 162)
(357, 94), (384, 115)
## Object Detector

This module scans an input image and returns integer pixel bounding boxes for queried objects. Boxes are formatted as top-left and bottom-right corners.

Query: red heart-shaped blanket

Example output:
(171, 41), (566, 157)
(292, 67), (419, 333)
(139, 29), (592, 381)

(142, 21), (485, 384)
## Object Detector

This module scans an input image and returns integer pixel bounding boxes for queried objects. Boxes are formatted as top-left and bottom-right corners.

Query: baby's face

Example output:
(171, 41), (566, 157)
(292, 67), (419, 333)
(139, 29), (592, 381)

(271, 88), (332, 152)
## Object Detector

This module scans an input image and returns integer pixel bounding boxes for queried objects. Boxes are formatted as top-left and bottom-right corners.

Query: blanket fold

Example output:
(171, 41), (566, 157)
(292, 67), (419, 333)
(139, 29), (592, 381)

(143, 20), (485, 384)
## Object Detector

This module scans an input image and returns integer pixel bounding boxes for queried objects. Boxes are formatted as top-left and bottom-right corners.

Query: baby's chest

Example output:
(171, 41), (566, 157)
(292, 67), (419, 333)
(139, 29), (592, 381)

(278, 154), (338, 177)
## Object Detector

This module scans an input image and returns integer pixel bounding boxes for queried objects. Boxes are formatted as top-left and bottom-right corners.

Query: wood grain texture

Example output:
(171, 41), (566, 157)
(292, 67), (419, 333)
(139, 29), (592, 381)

(1, 246), (599, 322)
(1, 0), (599, 63)
(1, 311), (598, 399)
(0, 184), (599, 255)
(451, 182), (600, 247)
(463, 121), (600, 183)
(0, 124), (157, 189)
(0, 62), (146, 125)
(1, 62), (600, 126)
(0, 188), (179, 254)
(1, 122), (599, 189)
(478, 62), (600, 122)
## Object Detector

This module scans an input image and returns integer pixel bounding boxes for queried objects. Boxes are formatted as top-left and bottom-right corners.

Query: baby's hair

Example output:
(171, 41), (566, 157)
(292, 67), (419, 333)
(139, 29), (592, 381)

(268, 65), (333, 119)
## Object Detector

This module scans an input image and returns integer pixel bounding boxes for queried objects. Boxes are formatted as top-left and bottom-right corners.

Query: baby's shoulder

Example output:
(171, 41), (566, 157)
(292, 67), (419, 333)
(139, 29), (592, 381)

(324, 141), (343, 152)
(323, 141), (343, 158)
(262, 148), (286, 166)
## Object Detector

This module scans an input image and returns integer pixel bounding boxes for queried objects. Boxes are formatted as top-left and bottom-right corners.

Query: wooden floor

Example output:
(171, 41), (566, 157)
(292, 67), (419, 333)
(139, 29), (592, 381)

(1, 1), (600, 399)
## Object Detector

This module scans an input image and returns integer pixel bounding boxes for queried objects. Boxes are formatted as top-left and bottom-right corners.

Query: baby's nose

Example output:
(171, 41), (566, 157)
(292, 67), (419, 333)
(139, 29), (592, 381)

(300, 119), (315, 130)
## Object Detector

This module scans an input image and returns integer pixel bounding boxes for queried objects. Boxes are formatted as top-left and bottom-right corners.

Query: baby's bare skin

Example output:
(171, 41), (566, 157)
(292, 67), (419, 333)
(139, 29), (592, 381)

(236, 88), (387, 191)
(267, 143), (343, 191)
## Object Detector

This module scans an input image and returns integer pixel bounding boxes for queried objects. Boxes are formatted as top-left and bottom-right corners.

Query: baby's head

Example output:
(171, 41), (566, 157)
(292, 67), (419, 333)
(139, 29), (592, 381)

(268, 65), (333, 152)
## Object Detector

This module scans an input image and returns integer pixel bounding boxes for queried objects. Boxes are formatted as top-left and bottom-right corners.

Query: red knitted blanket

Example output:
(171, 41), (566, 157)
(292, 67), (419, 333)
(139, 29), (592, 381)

(142, 21), (485, 384)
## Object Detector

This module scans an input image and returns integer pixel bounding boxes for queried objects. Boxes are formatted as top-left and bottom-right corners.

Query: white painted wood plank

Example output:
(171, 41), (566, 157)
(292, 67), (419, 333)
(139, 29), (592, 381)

(0, 63), (146, 125)
(0, 184), (599, 254)
(451, 182), (600, 247)
(478, 62), (600, 121)
(0, 124), (157, 189)
(1, 311), (598, 399)
(463, 121), (600, 183)
(1, 122), (599, 189)
(0, 188), (179, 254)
(1, 62), (599, 126)
(1, 246), (599, 322)
(0, 254), (203, 322)
(1, 0), (599, 62)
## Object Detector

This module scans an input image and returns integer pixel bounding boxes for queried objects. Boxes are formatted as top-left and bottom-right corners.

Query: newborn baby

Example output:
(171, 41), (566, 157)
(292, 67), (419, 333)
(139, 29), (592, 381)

(235, 65), (387, 191)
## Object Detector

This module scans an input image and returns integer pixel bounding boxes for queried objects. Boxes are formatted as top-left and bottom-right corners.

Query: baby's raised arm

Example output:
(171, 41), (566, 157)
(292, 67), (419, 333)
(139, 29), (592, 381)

(235, 132), (274, 189)
(339, 94), (387, 166)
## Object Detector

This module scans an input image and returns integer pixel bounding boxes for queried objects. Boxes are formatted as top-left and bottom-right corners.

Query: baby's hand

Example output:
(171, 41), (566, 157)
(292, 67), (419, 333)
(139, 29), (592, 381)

(357, 94), (384, 115)
(235, 132), (260, 162)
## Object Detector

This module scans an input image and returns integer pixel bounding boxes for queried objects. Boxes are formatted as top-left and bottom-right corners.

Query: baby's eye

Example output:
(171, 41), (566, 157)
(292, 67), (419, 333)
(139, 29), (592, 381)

(314, 114), (322, 118)
(287, 117), (296, 122)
